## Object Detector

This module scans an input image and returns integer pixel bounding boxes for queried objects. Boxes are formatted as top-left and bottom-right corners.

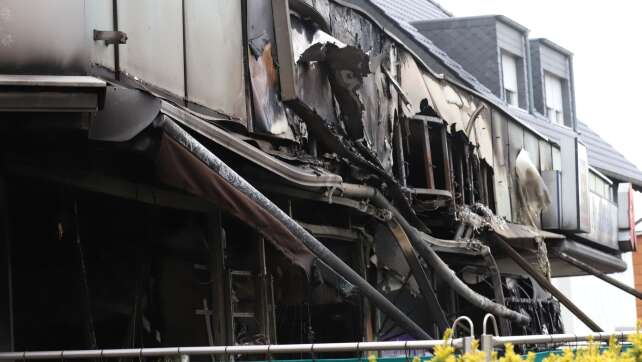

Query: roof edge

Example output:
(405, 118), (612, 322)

(531, 38), (574, 56)
(412, 14), (529, 33)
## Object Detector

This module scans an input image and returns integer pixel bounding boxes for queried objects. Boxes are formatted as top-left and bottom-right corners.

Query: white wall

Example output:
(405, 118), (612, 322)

(552, 253), (636, 333)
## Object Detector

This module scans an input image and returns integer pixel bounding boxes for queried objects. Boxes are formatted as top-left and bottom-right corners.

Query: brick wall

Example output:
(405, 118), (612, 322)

(634, 234), (642, 320)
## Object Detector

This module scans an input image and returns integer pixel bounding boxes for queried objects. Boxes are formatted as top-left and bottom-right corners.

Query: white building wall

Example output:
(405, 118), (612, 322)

(552, 253), (636, 333)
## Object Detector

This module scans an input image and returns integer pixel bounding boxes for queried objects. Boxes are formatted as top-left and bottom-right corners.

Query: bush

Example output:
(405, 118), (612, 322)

(410, 323), (642, 362)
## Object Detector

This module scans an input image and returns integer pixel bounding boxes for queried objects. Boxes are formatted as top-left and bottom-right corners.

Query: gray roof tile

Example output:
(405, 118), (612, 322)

(370, 0), (451, 22)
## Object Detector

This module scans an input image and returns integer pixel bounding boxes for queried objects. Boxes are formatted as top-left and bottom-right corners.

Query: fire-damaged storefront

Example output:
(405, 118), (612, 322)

(0, 0), (637, 356)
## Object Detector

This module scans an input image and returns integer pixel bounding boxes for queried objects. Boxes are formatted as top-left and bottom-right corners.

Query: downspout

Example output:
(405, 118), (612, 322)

(159, 118), (431, 340)
(338, 183), (531, 326)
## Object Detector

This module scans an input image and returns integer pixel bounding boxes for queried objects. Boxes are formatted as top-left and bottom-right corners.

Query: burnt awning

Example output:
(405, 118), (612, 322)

(156, 128), (315, 272)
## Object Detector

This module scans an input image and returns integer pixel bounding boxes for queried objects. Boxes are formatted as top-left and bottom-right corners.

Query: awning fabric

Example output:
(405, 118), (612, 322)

(156, 132), (314, 272)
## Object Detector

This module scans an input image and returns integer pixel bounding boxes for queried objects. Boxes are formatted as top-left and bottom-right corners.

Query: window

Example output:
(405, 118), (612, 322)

(544, 73), (564, 124)
(589, 171), (613, 201)
(501, 53), (519, 107)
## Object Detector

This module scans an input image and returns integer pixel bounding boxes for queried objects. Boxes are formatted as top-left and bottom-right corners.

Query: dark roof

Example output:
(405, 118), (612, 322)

(413, 15), (529, 34)
(365, 0), (642, 188)
(370, 0), (450, 22)
(576, 121), (642, 187)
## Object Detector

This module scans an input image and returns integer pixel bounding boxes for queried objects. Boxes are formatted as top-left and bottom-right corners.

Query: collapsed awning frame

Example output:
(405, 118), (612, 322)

(157, 115), (432, 340)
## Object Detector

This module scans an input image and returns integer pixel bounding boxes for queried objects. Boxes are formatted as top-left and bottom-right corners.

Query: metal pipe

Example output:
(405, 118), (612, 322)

(480, 247), (510, 336)
(338, 184), (531, 325)
(555, 251), (642, 300)
(2, 330), (635, 361)
(159, 117), (431, 340)
(492, 331), (634, 347)
(489, 233), (602, 332)
(0, 339), (457, 360)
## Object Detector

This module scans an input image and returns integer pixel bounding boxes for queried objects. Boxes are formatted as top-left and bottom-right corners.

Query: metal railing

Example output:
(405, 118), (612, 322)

(0, 340), (453, 360)
(0, 315), (634, 361)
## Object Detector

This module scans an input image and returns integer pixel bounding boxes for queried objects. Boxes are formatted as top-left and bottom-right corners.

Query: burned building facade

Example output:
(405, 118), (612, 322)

(0, 0), (639, 355)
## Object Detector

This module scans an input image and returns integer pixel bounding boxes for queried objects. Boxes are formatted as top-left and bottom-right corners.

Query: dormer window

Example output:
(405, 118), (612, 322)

(544, 73), (564, 125)
(501, 52), (519, 107)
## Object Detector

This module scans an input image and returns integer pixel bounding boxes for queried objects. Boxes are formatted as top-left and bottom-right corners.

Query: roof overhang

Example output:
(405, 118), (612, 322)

(0, 75), (106, 112)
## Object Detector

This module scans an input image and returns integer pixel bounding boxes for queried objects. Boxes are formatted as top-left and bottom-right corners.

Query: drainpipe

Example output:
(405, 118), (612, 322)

(159, 117), (431, 340)
(338, 183), (531, 326)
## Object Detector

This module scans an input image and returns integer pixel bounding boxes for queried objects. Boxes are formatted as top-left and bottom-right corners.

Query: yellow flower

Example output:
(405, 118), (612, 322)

(433, 328), (456, 362)
(499, 343), (526, 362)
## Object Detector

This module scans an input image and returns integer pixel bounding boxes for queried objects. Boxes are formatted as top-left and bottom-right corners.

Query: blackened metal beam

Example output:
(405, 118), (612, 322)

(555, 251), (642, 300)
(489, 233), (602, 332)
(386, 220), (448, 332)
(480, 247), (510, 336)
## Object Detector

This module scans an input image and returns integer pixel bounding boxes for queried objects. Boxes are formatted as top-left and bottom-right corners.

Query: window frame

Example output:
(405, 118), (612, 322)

(500, 51), (520, 107)
(543, 72), (565, 125)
